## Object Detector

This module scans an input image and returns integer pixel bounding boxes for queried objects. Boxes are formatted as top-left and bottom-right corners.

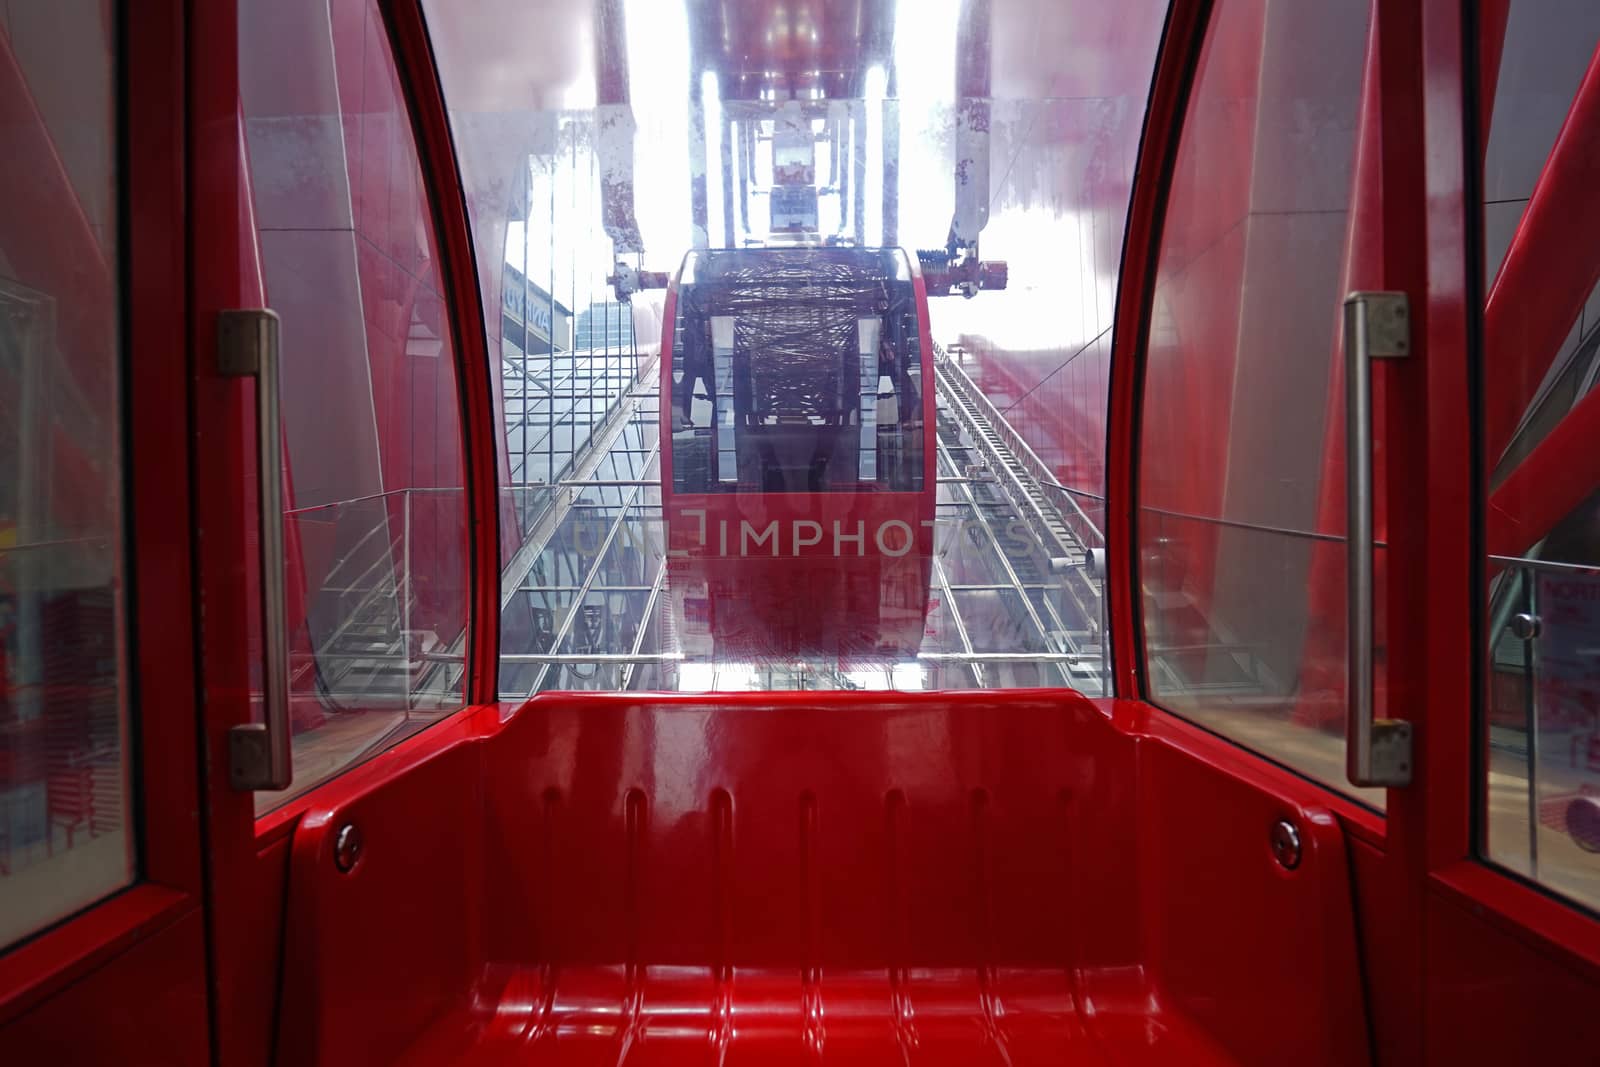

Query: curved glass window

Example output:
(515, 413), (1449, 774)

(668, 247), (926, 495)
(238, 0), (471, 810)
(423, 0), (1168, 696)
(1136, 0), (1380, 804)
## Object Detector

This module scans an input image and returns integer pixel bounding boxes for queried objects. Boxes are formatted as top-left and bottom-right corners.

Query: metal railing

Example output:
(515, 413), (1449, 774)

(934, 344), (1104, 550)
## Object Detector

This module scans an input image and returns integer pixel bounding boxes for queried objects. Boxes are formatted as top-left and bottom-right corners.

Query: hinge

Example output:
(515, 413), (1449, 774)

(1352, 291), (1410, 359)
(217, 308), (280, 378)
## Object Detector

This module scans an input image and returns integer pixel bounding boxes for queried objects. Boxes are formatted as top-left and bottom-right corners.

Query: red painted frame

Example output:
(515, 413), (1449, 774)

(1105, 0), (1208, 703)
(185, 2), (504, 1059)
(1111, 0), (1600, 1058)
(386, 0), (501, 703)
(0, 0), (210, 1050)
(7, 0), (1593, 1058)
(185, 0), (293, 1059)
(1429, 0), (1600, 975)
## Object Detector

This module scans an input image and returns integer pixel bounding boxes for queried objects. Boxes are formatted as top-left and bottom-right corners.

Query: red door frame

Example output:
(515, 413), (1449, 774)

(188, 1), (501, 1061)
(387, 0), (502, 702)
(0, 0), (211, 1057)
(1421, 0), (1600, 972)
(1108, 0), (1600, 1058)
(1104, 11), (1419, 1057)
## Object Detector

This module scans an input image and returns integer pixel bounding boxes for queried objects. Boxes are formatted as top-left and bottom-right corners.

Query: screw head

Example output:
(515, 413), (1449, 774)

(334, 823), (363, 873)
(1270, 819), (1302, 871)
(1510, 613), (1542, 641)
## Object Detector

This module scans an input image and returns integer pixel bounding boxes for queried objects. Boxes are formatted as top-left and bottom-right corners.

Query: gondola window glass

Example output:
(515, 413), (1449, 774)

(0, 5), (133, 947)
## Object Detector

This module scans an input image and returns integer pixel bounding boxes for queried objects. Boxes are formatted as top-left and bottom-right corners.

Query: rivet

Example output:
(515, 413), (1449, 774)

(1270, 819), (1302, 871)
(334, 823), (364, 873)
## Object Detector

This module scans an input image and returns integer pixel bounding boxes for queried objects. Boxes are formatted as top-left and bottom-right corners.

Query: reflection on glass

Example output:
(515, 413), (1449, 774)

(1136, 0), (1381, 804)
(422, 0), (1168, 697)
(1485, 560), (1600, 910)
(0, 7), (133, 947)
(1478, 2), (1600, 911)
(239, 0), (470, 811)
(668, 247), (925, 495)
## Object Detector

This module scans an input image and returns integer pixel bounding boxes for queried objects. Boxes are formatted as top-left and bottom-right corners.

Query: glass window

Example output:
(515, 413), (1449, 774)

(424, 0), (1166, 698)
(239, 0), (470, 811)
(1137, 0), (1382, 804)
(0, 5), (133, 946)
(1478, 3), (1600, 911)
(668, 247), (925, 496)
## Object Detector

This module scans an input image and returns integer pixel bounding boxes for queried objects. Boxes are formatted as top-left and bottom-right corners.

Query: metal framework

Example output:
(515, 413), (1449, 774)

(489, 341), (1108, 700)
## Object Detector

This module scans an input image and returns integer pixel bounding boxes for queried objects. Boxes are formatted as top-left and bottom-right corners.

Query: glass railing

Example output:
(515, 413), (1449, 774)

(1486, 556), (1600, 911)
(256, 487), (468, 812)
(1139, 506), (1388, 809)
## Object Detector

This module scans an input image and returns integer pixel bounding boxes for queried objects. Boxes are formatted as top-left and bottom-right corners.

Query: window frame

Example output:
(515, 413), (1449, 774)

(0, 0), (207, 1018)
(1111, 0), (1393, 820)
(239, 0), (500, 836)
(1466, 0), (1600, 925)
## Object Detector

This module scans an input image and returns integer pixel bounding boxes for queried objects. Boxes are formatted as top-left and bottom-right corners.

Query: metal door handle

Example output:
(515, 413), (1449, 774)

(1344, 292), (1412, 788)
(219, 310), (292, 791)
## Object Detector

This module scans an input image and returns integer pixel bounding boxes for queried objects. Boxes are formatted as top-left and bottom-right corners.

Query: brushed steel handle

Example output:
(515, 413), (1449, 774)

(1344, 292), (1413, 789)
(220, 310), (292, 791)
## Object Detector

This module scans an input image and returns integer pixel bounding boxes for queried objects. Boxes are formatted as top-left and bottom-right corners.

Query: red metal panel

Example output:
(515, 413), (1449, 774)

(1350, 2), (1435, 1061)
(278, 742), (486, 1065)
(0, 908), (209, 1064)
(0, 886), (189, 1025)
(1134, 710), (1369, 1066)
(124, 0), (205, 899)
(1425, 874), (1600, 1061)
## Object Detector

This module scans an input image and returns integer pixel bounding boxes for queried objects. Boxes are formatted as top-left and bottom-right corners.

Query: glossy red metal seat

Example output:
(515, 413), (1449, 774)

(275, 692), (1367, 1065)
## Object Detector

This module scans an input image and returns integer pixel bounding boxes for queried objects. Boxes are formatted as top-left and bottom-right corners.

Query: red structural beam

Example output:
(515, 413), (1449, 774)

(1477, 0), (1511, 149)
(1489, 380), (1600, 558)
(235, 102), (313, 648)
(1482, 40), (1600, 465)
(1292, 15), (1386, 731)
